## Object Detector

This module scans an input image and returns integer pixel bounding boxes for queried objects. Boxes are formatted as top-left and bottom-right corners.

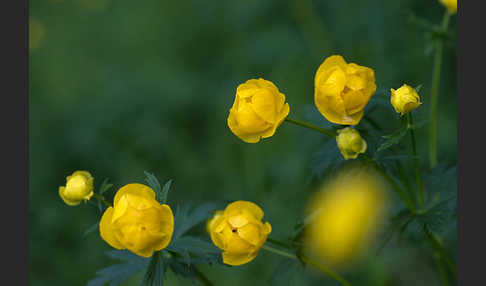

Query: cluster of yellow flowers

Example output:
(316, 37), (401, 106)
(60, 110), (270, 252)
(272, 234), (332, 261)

(227, 54), (422, 161)
(58, 171), (271, 265)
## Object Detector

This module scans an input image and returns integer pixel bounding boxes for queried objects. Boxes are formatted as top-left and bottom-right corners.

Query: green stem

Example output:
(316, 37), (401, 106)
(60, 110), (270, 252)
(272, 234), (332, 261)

(424, 225), (457, 279)
(284, 117), (337, 137)
(261, 244), (351, 286)
(362, 154), (417, 214)
(92, 193), (111, 207)
(429, 10), (451, 169)
(409, 113), (424, 210)
(193, 266), (214, 286)
(267, 237), (295, 249)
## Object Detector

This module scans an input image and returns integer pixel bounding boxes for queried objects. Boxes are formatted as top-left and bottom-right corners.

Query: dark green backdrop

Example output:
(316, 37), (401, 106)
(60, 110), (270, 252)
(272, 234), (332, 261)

(29, 0), (456, 285)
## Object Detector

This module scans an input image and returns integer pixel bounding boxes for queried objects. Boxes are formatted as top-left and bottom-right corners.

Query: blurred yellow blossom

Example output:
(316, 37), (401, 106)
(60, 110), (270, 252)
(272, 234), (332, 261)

(99, 183), (174, 258)
(207, 201), (272, 266)
(390, 84), (422, 116)
(336, 127), (367, 160)
(58, 170), (94, 206)
(314, 55), (376, 125)
(227, 78), (290, 143)
(303, 166), (387, 267)
(439, 0), (457, 13)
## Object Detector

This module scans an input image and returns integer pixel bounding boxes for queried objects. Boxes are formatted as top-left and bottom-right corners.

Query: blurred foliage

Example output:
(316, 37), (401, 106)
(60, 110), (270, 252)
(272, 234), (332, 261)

(29, 0), (456, 285)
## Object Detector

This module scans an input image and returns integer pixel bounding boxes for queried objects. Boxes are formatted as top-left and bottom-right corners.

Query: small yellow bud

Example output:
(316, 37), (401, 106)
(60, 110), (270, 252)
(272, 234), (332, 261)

(314, 55), (376, 125)
(99, 183), (174, 258)
(439, 0), (457, 13)
(227, 78), (290, 143)
(207, 201), (272, 266)
(390, 84), (422, 116)
(58, 170), (94, 206)
(336, 127), (367, 160)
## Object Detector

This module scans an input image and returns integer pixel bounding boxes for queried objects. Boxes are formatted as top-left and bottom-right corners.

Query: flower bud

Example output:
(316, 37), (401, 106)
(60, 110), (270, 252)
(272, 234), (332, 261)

(99, 183), (174, 258)
(439, 0), (457, 13)
(58, 170), (94, 206)
(227, 78), (290, 143)
(336, 127), (367, 160)
(207, 201), (272, 266)
(314, 55), (376, 125)
(390, 84), (421, 116)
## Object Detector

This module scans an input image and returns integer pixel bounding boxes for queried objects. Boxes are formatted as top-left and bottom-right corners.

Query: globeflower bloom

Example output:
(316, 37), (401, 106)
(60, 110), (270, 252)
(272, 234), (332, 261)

(439, 0), (457, 13)
(207, 201), (272, 266)
(390, 84), (422, 116)
(99, 183), (174, 258)
(227, 78), (290, 143)
(58, 170), (94, 206)
(304, 167), (387, 267)
(336, 127), (367, 160)
(314, 55), (376, 125)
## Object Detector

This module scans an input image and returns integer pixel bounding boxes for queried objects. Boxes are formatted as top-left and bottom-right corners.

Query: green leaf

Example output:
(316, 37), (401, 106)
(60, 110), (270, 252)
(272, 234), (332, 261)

(168, 236), (222, 265)
(160, 179), (172, 205)
(376, 208), (415, 254)
(376, 116), (409, 152)
(82, 222), (99, 239)
(308, 139), (344, 184)
(144, 171), (171, 204)
(414, 84), (423, 93)
(86, 250), (150, 286)
(140, 251), (167, 286)
(171, 203), (219, 240)
(98, 178), (114, 195)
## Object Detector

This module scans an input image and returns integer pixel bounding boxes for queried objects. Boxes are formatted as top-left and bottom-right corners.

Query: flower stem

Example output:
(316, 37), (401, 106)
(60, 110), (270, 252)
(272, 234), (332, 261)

(408, 113), (424, 210)
(92, 193), (111, 207)
(284, 117), (337, 137)
(261, 243), (351, 286)
(429, 10), (451, 169)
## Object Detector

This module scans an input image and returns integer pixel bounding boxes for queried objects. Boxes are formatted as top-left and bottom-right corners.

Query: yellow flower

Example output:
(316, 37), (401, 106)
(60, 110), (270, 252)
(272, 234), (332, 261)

(99, 183), (174, 258)
(439, 0), (457, 13)
(390, 84), (422, 116)
(207, 201), (272, 266)
(227, 78), (290, 143)
(314, 55), (376, 125)
(336, 127), (367, 160)
(58, 170), (94, 206)
(304, 167), (387, 267)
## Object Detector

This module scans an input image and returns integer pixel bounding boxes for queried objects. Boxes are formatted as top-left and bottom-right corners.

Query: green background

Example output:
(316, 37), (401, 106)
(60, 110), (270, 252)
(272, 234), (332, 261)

(29, 0), (457, 285)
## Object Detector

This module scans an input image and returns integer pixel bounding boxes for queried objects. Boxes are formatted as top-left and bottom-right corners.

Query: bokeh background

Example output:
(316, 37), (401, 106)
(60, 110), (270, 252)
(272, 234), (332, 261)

(29, 0), (457, 285)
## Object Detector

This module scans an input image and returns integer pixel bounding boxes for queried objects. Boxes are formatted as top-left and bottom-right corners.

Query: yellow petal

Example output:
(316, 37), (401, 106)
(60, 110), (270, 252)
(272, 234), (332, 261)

(228, 214), (249, 228)
(222, 251), (258, 266)
(237, 223), (262, 246)
(113, 183), (155, 206)
(58, 186), (81, 206)
(342, 89), (369, 115)
(250, 89), (278, 123)
(224, 201), (264, 221)
(225, 233), (254, 254)
(234, 103), (270, 134)
(261, 102), (289, 139)
(99, 207), (125, 250)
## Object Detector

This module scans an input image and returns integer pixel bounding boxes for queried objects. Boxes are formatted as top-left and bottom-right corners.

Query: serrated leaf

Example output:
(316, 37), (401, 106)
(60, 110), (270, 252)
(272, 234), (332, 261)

(168, 236), (222, 266)
(99, 178), (113, 195)
(140, 252), (167, 286)
(171, 203), (219, 240)
(307, 139), (344, 184)
(376, 209), (415, 254)
(87, 250), (150, 286)
(143, 171), (171, 204)
(83, 222), (99, 239)
(160, 180), (172, 205)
